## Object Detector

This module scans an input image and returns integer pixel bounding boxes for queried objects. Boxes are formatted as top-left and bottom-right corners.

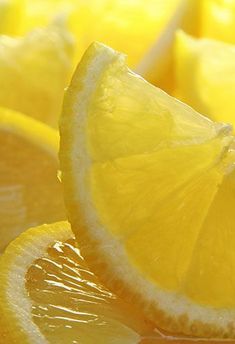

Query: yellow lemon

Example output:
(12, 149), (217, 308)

(60, 42), (235, 338)
(17, 0), (181, 68)
(0, 221), (157, 343)
(200, 0), (235, 44)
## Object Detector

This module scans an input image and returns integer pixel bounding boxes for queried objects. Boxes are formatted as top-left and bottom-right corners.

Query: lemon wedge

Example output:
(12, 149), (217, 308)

(60, 42), (235, 338)
(0, 221), (156, 343)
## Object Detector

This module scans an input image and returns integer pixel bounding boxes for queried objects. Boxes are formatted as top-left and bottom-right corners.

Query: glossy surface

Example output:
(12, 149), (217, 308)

(26, 236), (235, 343)
(26, 238), (156, 343)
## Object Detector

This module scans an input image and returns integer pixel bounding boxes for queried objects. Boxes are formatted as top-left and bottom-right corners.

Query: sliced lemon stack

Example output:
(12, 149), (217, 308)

(0, 108), (65, 252)
(0, 221), (156, 343)
(60, 42), (235, 338)
(0, 21), (73, 127)
(174, 30), (235, 127)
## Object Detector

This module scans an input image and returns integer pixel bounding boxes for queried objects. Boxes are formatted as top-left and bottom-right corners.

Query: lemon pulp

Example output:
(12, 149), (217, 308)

(86, 56), (235, 306)
(26, 236), (156, 343)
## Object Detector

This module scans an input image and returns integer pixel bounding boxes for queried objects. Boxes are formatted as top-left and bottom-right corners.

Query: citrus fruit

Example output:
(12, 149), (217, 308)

(0, 221), (157, 343)
(0, 108), (65, 252)
(0, 21), (73, 127)
(200, 0), (235, 44)
(174, 30), (235, 127)
(17, 0), (181, 68)
(60, 42), (235, 338)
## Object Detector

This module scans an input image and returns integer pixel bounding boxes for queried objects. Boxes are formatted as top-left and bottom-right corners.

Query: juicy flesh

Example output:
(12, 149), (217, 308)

(0, 131), (65, 251)
(26, 238), (156, 344)
(85, 62), (235, 308)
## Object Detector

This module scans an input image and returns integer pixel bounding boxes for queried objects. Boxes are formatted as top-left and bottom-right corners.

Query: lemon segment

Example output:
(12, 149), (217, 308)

(0, 221), (156, 343)
(87, 55), (224, 161)
(60, 42), (235, 337)
(174, 30), (235, 127)
(182, 170), (235, 308)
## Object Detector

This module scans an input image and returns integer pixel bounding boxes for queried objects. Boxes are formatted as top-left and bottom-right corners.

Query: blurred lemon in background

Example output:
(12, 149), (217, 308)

(174, 30), (235, 126)
(0, 0), (21, 35)
(135, 0), (195, 90)
(0, 21), (73, 127)
(200, 0), (235, 44)
(14, 0), (182, 68)
(0, 108), (65, 252)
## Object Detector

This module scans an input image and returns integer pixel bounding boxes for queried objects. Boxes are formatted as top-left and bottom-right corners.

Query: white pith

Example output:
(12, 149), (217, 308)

(69, 43), (235, 336)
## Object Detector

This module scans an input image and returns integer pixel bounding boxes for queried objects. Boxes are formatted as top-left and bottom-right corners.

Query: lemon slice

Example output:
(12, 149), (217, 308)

(60, 42), (235, 338)
(0, 221), (157, 343)
(174, 30), (235, 127)
(0, 108), (66, 252)
(200, 0), (235, 44)
(0, 21), (73, 127)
